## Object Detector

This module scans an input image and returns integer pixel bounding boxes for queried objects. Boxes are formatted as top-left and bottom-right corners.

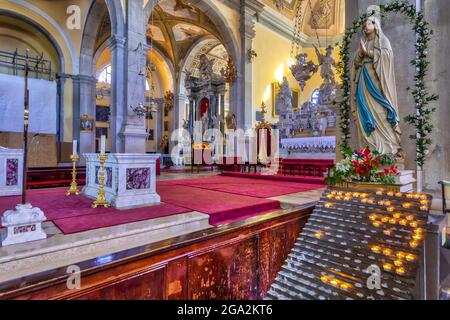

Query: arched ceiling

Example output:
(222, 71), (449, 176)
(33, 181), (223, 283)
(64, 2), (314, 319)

(147, 0), (226, 73)
(262, 0), (345, 37)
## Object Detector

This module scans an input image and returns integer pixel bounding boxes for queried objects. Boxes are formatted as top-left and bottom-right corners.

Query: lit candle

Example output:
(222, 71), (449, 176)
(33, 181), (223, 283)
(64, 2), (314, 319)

(406, 254), (416, 261)
(394, 259), (403, 267)
(100, 135), (106, 154)
(387, 191), (394, 197)
(409, 240), (419, 248)
(72, 140), (77, 156)
(414, 228), (424, 234)
(393, 213), (402, 219)
(395, 192), (403, 197)
(396, 267), (406, 275)
(371, 245), (381, 253)
(383, 263), (393, 271)
(383, 229), (393, 236)
(399, 219), (408, 226)
(412, 234), (423, 241)
(406, 215), (415, 221)
(410, 221), (419, 228)
(402, 203), (412, 209)
(389, 218), (397, 225)
(381, 216), (389, 223)
(396, 252), (406, 259)
(369, 214), (378, 221)
(387, 206), (395, 212)
(383, 248), (393, 256)
(376, 190), (384, 196)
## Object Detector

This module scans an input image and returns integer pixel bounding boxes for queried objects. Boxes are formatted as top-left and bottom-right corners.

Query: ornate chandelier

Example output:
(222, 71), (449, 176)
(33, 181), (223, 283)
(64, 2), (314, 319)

(289, 0), (318, 90)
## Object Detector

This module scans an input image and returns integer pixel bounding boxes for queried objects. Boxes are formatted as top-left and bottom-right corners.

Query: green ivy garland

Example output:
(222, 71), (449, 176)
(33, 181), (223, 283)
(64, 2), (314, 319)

(336, 0), (438, 168)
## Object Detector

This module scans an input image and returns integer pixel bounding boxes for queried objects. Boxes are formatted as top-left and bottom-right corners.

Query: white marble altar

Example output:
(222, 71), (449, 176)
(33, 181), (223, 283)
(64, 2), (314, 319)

(82, 153), (161, 209)
(1, 203), (47, 246)
(0, 147), (24, 197)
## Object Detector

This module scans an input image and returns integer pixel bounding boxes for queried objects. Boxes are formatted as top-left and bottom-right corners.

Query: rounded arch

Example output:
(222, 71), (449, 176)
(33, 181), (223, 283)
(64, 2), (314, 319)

(0, 2), (76, 74)
(177, 35), (218, 94)
(143, 0), (239, 66)
(80, 0), (125, 76)
(0, 10), (64, 73)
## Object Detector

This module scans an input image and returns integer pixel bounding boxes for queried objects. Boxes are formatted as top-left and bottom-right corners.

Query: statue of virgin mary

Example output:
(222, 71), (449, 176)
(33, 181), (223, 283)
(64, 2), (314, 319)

(351, 6), (402, 156)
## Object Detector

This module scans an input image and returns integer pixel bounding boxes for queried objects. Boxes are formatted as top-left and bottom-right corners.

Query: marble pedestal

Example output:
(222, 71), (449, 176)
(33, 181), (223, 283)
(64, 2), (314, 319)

(395, 170), (416, 193)
(82, 153), (161, 209)
(1, 203), (47, 246)
(0, 147), (24, 197)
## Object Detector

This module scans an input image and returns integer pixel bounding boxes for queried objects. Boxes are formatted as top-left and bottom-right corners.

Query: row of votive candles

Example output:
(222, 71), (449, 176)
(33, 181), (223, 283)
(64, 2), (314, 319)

(71, 135), (106, 156)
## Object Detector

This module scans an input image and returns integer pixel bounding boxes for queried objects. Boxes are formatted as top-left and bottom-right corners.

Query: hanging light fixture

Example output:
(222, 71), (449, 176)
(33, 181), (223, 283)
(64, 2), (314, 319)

(289, 0), (319, 91)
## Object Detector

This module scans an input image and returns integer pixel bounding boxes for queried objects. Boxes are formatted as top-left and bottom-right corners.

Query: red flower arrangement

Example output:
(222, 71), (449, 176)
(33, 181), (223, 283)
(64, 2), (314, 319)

(327, 147), (399, 185)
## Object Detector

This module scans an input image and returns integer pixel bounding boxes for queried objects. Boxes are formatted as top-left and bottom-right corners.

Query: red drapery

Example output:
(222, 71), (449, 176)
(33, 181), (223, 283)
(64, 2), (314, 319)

(200, 98), (209, 118)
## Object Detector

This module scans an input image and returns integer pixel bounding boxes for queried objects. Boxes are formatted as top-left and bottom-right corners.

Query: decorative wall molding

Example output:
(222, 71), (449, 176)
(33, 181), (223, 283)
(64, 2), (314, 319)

(258, 7), (343, 47)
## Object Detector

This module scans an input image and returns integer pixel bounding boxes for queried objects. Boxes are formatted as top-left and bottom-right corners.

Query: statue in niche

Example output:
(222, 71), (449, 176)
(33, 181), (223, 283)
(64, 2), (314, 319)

(201, 112), (209, 132)
(351, 6), (402, 157)
(212, 114), (223, 131)
(199, 54), (215, 80)
(276, 77), (293, 114)
(225, 112), (237, 130)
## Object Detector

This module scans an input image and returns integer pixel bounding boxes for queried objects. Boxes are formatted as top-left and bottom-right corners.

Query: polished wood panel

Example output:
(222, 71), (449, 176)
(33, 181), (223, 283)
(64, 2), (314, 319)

(0, 206), (313, 300)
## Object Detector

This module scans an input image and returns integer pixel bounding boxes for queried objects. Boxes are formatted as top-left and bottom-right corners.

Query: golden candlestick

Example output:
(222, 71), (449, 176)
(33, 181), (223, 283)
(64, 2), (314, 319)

(65, 154), (80, 196)
(92, 154), (109, 208)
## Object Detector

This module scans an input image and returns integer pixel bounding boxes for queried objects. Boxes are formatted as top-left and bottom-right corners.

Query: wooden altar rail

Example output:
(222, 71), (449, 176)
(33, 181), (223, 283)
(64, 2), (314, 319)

(0, 205), (314, 300)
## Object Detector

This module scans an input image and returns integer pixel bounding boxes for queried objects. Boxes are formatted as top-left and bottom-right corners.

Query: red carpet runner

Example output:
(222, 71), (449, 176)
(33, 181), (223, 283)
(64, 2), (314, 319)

(0, 188), (189, 234)
(157, 184), (280, 225)
(159, 176), (324, 198)
(0, 176), (322, 234)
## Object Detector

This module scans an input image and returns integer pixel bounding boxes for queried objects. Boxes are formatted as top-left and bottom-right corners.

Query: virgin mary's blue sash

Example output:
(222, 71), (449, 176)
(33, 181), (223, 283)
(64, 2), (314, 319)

(356, 61), (398, 136)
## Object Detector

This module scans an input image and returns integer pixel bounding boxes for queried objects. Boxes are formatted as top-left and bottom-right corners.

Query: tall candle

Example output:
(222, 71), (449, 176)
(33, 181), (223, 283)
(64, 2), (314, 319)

(100, 135), (106, 154)
(72, 140), (77, 156)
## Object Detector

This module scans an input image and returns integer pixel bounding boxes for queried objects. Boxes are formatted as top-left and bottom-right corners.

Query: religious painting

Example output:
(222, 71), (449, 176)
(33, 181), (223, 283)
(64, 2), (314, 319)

(158, 0), (198, 20)
(80, 115), (94, 133)
(147, 24), (165, 42)
(172, 23), (205, 42)
(96, 106), (110, 122)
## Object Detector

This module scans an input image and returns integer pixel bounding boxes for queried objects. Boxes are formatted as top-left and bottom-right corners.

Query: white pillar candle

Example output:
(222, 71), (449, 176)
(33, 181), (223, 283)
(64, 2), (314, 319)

(100, 135), (106, 154)
(72, 140), (77, 156)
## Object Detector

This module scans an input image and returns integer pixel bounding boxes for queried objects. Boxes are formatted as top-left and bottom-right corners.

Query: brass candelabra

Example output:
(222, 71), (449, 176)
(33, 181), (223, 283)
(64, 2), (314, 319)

(65, 154), (80, 196)
(92, 154), (109, 208)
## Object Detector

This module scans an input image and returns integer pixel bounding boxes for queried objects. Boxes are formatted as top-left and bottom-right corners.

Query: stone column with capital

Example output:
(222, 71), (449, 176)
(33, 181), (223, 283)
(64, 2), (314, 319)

(72, 74), (97, 157)
(56, 73), (69, 143)
(109, 35), (127, 153)
(120, 0), (149, 153)
(239, 0), (264, 131)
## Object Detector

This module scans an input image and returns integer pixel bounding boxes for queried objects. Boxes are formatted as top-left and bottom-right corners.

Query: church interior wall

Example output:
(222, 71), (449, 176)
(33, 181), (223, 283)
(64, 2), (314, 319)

(252, 23), (340, 127)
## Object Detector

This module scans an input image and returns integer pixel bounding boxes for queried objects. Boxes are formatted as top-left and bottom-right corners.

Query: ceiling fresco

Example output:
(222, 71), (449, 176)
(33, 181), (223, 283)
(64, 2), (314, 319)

(147, 0), (224, 73)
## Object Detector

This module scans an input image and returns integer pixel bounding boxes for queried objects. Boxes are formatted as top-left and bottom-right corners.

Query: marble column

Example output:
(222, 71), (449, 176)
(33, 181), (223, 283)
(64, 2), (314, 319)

(109, 35), (127, 153)
(170, 93), (186, 152)
(120, 0), (148, 154)
(239, 0), (264, 131)
(56, 73), (69, 142)
(72, 74), (97, 157)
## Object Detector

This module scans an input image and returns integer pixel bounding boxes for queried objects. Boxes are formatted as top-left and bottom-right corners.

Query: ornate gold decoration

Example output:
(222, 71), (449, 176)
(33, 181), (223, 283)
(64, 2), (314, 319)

(92, 154), (109, 208)
(247, 49), (258, 63)
(159, 134), (169, 150)
(164, 90), (174, 113)
(221, 57), (238, 84)
(256, 102), (272, 130)
(65, 154), (80, 196)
